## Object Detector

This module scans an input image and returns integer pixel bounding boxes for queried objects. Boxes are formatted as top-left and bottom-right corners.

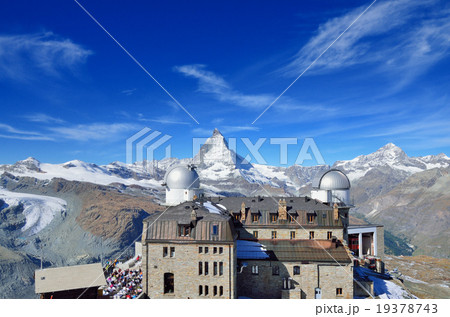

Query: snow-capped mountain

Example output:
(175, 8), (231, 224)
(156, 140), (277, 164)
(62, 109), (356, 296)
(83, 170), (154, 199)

(333, 143), (450, 181)
(1, 132), (449, 197)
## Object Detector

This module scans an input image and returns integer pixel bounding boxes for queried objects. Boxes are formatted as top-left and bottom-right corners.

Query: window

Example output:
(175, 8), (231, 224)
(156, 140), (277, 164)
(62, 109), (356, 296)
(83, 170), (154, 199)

(272, 265), (280, 275)
(289, 215), (297, 223)
(205, 262), (209, 275)
(205, 285), (209, 296)
(219, 286), (223, 296)
(253, 231), (258, 239)
(293, 266), (300, 275)
(170, 247), (175, 257)
(252, 214), (259, 222)
(219, 247), (223, 254)
(309, 231), (315, 240)
(205, 247), (209, 254)
(219, 262), (223, 276)
(233, 213), (241, 221)
(283, 278), (292, 290)
(163, 273), (174, 294)
(327, 231), (332, 240)
(322, 213), (327, 218)
(213, 262), (218, 276)
(270, 214), (278, 222)
(251, 265), (259, 275)
(199, 246), (203, 253)
(213, 286), (217, 296)
(199, 285), (203, 296)
(179, 225), (190, 236)
(199, 262), (203, 275)
(212, 225), (218, 235)
(163, 247), (168, 257)
(213, 247), (217, 254)
(290, 231), (295, 239)
(307, 214), (315, 223)
(336, 288), (343, 296)
(271, 231), (277, 239)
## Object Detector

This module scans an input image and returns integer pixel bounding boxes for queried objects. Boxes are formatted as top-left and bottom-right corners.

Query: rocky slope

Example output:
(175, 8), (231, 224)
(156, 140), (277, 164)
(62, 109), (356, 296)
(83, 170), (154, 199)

(384, 255), (450, 299)
(0, 173), (160, 298)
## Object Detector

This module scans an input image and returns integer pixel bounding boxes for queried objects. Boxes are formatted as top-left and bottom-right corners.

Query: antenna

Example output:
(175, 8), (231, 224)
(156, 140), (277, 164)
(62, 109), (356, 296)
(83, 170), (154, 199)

(100, 237), (103, 266)
(40, 240), (43, 270)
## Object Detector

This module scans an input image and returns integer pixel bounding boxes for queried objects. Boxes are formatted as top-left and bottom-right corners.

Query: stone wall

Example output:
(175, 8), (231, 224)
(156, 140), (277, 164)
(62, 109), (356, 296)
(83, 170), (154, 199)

(238, 227), (343, 241)
(142, 241), (236, 299)
(376, 226), (384, 260)
(237, 260), (353, 299)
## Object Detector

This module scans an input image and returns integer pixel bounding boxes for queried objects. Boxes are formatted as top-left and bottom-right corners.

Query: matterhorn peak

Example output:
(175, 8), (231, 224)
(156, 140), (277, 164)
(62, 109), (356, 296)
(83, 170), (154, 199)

(212, 128), (223, 136)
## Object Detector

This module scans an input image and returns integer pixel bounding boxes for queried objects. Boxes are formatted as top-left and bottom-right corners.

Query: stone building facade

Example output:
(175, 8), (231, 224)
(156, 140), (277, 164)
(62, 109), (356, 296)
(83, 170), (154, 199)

(142, 201), (237, 299)
(142, 196), (355, 299)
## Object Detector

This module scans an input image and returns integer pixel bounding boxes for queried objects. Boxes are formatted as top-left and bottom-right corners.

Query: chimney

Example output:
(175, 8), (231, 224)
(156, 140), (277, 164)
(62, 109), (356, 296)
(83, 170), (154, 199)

(278, 198), (287, 220)
(333, 203), (339, 221)
(191, 207), (198, 226)
(240, 201), (246, 221)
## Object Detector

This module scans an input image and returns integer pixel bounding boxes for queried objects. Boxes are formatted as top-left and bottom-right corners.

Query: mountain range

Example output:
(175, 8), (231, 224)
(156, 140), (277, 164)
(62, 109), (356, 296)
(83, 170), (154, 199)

(0, 129), (449, 298)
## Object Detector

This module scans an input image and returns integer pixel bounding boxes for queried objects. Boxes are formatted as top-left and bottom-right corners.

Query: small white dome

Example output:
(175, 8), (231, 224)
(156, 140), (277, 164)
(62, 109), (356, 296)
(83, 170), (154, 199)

(312, 169), (350, 190)
(165, 165), (200, 189)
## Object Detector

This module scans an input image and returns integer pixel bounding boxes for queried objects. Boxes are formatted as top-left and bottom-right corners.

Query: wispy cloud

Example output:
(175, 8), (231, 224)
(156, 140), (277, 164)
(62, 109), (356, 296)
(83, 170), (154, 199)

(22, 113), (65, 124)
(174, 64), (273, 109)
(47, 123), (137, 141)
(0, 32), (92, 81)
(283, 0), (450, 87)
(121, 88), (136, 96)
(192, 125), (259, 136)
(0, 122), (138, 142)
(0, 123), (54, 140)
(137, 113), (191, 125)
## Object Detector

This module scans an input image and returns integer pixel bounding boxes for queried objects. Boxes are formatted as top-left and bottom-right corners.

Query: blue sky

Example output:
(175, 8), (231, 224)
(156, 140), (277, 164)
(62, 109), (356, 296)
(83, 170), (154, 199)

(0, 0), (449, 166)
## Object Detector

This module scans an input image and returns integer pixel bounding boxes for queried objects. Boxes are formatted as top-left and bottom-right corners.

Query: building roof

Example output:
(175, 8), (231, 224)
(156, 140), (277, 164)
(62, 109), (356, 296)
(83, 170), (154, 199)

(237, 239), (352, 263)
(209, 196), (331, 213)
(209, 196), (342, 228)
(164, 165), (200, 189)
(143, 201), (235, 242)
(312, 169), (351, 190)
(35, 263), (106, 294)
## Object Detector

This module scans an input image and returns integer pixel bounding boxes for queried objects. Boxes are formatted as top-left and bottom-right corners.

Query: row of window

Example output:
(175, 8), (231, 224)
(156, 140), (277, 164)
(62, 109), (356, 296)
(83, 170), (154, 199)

(198, 246), (223, 254)
(234, 213), (327, 223)
(252, 231), (333, 240)
(162, 247), (175, 258)
(199, 285), (223, 296)
(178, 224), (219, 237)
(251, 265), (301, 276)
(199, 261), (224, 276)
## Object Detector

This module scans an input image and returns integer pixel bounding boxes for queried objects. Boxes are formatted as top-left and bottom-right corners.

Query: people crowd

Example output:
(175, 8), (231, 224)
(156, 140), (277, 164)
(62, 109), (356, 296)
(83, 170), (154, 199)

(102, 259), (143, 299)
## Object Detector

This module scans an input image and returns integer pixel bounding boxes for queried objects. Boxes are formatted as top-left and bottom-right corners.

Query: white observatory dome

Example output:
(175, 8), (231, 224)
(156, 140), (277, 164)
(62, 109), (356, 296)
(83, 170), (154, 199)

(165, 165), (200, 190)
(312, 169), (350, 190)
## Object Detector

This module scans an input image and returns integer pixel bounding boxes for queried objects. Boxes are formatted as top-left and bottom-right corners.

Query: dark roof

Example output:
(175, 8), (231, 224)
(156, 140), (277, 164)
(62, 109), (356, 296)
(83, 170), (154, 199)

(209, 196), (342, 228)
(143, 201), (235, 242)
(209, 196), (331, 212)
(237, 239), (351, 264)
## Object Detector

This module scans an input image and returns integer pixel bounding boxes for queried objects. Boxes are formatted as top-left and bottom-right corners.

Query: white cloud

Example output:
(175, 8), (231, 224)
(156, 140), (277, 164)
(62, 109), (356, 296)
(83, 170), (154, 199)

(0, 123), (54, 140)
(0, 122), (140, 142)
(22, 113), (65, 124)
(174, 64), (273, 109)
(47, 123), (137, 141)
(192, 126), (259, 136)
(0, 32), (92, 80)
(283, 0), (450, 87)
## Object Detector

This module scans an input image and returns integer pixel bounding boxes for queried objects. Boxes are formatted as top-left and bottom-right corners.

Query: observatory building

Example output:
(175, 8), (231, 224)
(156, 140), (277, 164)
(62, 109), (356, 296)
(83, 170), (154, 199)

(163, 164), (203, 205)
(141, 167), (383, 299)
(311, 169), (351, 206)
